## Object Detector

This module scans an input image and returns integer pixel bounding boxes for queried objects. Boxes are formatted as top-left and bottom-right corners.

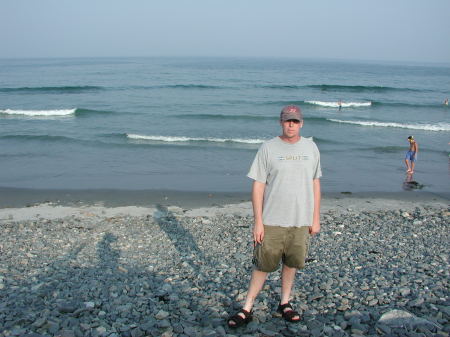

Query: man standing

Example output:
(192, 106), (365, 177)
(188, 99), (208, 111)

(228, 105), (322, 327)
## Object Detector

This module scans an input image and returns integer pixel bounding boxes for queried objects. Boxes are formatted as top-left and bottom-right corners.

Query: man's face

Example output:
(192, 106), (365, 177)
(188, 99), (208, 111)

(281, 119), (303, 138)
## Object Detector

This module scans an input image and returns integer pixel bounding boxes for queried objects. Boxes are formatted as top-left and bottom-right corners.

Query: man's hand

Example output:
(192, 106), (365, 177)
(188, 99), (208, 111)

(309, 221), (320, 235)
(253, 223), (264, 245)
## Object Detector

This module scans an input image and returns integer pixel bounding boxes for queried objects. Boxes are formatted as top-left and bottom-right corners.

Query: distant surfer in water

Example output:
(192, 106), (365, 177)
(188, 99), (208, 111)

(404, 136), (418, 174)
(444, 98), (448, 106)
(338, 100), (342, 110)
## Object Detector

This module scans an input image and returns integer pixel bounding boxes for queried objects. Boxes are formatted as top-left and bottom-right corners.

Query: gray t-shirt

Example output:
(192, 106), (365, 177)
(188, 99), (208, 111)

(247, 136), (322, 227)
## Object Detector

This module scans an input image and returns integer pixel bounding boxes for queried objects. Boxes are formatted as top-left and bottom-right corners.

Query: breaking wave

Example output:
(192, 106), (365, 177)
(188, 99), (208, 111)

(126, 134), (265, 144)
(0, 108), (76, 116)
(0, 108), (116, 117)
(328, 119), (450, 131)
(305, 101), (372, 108)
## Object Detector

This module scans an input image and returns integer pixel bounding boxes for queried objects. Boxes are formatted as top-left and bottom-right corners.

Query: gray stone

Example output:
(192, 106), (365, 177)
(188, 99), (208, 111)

(172, 323), (184, 334)
(202, 328), (217, 337)
(323, 326), (334, 335)
(344, 310), (363, 320)
(309, 293), (324, 301)
(400, 288), (411, 297)
(245, 321), (259, 333)
(84, 301), (95, 309)
(378, 309), (442, 329)
(215, 325), (226, 336)
(183, 326), (198, 336)
(368, 299), (378, 306)
(57, 302), (77, 314)
(375, 323), (392, 335)
(350, 322), (368, 335)
(130, 327), (144, 337)
(307, 319), (323, 331)
(96, 326), (107, 336)
(47, 322), (60, 334)
(32, 318), (47, 328)
(310, 327), (323, 337)
(409, 297), (425, 307)
(60, 329), (76, 337)
(348, 316), (361, 326)
(155, 310), (170, 320)
(10, 328), (27, 336)
(337, 305), (350, 311)
(156, 319), (171, 329)
(258, 328), (278, 337)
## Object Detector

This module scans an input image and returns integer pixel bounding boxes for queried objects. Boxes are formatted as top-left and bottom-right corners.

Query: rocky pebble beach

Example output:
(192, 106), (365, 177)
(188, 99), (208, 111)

(0, 204), (449, 337)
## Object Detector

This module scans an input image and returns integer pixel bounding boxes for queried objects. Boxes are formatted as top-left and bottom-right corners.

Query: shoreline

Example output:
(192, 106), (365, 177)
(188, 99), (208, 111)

(1, 186), (449, 208)
(0, 187), (448, 222)
(0, 187), (251, 209)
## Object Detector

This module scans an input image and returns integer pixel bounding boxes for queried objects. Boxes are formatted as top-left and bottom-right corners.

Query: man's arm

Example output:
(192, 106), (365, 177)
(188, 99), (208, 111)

(309, 178), (321, 235)
(252, 180), (266, 244)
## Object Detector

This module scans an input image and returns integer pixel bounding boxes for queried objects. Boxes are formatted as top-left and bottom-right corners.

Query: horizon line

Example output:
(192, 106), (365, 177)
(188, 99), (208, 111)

(0, 55), (449, 67)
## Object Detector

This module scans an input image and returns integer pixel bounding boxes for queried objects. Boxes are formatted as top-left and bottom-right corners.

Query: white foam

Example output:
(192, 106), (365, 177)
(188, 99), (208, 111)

(306, 101), (372, 108)
(126, 134), (265, 144)
(0, 108), (76, 116)
(328, 119), (450, 131)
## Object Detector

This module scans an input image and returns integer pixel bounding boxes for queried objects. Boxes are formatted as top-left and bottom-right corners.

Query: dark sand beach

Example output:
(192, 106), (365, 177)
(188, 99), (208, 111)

(0, 186), (448, 209)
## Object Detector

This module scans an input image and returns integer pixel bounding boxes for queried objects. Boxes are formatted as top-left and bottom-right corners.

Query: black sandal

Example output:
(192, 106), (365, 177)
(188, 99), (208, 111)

(277, 302), (301, 323)
(227, 308), (253, 328)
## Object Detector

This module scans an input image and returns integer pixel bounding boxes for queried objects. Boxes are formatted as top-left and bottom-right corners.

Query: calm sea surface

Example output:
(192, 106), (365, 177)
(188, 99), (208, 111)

(0, 57), (449, 194)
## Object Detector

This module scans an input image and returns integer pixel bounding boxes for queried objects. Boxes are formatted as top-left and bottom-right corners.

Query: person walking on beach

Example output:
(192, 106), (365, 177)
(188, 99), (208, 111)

(405, 136), (418, 174)
(227, 105), (322, 328)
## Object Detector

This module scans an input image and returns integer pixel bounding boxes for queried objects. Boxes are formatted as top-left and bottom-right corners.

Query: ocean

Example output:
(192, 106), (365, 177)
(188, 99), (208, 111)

(0, 57), (449, 194)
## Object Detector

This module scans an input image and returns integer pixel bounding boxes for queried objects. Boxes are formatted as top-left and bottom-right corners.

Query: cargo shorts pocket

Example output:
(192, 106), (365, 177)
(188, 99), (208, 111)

(252, 227), (284, 272)
(283, 226), (310, 269)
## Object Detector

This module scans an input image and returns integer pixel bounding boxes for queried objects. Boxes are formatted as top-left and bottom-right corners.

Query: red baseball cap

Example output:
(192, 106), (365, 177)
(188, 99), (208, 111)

(280, 105), (303, 122)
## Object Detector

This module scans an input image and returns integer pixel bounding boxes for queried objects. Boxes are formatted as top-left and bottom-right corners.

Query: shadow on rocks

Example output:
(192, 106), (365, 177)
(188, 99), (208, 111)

(0, 230), (185, 337)
(154, 204), (212, 269)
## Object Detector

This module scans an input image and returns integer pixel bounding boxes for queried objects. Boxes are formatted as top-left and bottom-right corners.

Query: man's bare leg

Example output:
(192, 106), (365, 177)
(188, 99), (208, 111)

(243, 269), (267, 311)
(405, 159), (411, 172)
(280, 264), (300, 320)
(228, 269), (267, 326)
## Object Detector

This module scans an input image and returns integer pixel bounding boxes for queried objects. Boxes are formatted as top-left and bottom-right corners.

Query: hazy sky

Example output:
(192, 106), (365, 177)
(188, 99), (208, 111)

(1, 0), (449, 63)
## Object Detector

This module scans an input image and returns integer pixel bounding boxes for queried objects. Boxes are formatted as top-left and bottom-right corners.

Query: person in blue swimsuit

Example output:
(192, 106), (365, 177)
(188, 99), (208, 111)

(405, 136), (418, 174)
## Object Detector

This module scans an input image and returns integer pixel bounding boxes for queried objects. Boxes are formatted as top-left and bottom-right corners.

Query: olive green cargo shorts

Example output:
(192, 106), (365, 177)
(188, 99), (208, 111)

(253, 225), (310, 272)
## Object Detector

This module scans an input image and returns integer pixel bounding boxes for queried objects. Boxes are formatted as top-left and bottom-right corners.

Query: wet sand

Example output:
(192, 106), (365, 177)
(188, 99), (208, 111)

(0, 187), (448, 222)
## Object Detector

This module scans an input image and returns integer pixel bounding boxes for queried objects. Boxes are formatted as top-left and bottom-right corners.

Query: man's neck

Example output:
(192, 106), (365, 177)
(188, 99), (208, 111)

(279, 135), (301, 144)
